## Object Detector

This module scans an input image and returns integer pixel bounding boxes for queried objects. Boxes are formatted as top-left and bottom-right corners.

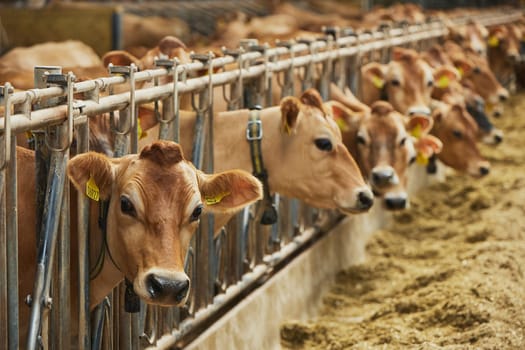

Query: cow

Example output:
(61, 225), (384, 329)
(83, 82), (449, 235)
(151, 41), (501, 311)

(360, 47), (438, 116)
(17, 140), (263, 345)
(430, 100), (490, 177)
(486, 23), (522, 93)
(326, 100), (417, 210)
(421, 44), (504, 145)
(139, 89), (374, 231)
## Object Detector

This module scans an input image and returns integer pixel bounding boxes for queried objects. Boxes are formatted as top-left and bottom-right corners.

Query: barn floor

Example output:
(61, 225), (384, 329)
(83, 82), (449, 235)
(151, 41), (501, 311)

(280, 93), (525, 350)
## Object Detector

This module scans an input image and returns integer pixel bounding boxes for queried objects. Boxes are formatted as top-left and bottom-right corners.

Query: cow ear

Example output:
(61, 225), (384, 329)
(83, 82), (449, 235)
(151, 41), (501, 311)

(488, 26), (505, 47)
(433, 65), (459, 89)
(325, 101), (359, 132)
(102, 50), (142, 70)
(362, 62), (387, 90)
(198, 170), (263, 213)
(67, 152), (119, 201)
(407, 115), (433, 137)
(453, 58), (473, 76)
(280, 96), (301, 134)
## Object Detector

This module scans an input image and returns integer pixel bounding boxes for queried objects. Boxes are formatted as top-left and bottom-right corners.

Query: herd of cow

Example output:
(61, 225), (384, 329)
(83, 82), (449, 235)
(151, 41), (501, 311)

(0, 2), (523, 347)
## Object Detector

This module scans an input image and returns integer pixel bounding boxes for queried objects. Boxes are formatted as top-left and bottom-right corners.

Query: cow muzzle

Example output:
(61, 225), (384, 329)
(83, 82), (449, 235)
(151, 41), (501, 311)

(136, 269), (190, 306)
(384, 192), (409, 211)
(371, 166), (399, 190)
(337, 186), (374, 214)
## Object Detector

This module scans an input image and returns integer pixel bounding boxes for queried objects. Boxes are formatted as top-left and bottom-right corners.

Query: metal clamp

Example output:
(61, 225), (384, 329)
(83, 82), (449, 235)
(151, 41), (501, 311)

(109, 63), (138, 136)
(246, 120), (263, 141)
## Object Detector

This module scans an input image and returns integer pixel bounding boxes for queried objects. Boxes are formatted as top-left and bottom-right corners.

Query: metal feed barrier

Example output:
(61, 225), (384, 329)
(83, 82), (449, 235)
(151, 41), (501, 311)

(0, 8), (520, 350)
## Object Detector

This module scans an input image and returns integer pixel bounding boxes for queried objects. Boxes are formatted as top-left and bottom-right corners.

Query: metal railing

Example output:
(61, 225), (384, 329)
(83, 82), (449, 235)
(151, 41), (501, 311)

(0, 8), (520, 350)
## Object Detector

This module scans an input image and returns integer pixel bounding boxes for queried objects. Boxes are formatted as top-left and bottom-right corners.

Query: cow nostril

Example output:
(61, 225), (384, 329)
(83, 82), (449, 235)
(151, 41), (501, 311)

(174, 279), (190, 303)
(494, 134), (503, 144)
(147, 274), (164, 299)
(493, 110), (502, 118)
(499, 94), (508, 102)
(358, 191), (374, 210)
(479, 166), (490, 176)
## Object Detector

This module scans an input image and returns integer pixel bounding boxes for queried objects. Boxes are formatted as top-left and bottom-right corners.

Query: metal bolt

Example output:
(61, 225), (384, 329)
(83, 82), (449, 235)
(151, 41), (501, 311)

(44, 297), (53, 309)
(25, 295), (32, 307)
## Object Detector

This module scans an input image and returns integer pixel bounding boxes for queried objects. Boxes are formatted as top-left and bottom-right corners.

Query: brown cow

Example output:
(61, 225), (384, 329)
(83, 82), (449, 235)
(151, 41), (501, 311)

(139, 89), (374, 230)
(487, 23), (522, 93)
(361, 47), (438, 116)
(430, 100), (490, 177)
(17, 141), (263, 344)
(327, 100), (416, 210)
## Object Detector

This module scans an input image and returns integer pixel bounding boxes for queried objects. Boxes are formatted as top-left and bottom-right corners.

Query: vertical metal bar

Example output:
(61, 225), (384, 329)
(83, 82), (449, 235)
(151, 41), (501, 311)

(76, 116), (91, 350)
(6, 134), (18, 350)
(0, 166), (7, 350)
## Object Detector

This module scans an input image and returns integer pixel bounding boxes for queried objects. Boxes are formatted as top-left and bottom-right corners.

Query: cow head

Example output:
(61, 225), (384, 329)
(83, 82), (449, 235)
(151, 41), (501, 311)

(361, 47), (435, 116)
(431, 103), (490, 177)
(488, 24), (522, 63)
(453, 53), (509, 106)
(328, 100), (414, 211)
(272, 89), (374, 214)
(67, 141), (262, 306)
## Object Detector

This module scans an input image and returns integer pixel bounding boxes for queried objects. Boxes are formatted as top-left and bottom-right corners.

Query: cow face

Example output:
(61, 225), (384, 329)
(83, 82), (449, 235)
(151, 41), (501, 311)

(274, 89), (374, 214)
(328, 100), (415, 211)
(454, 54), (509, 106)
(488, 25), (522, 63)
(67, 141), (262, 306)
(431, 104), (490, 177)
(361, 48), (434, 116)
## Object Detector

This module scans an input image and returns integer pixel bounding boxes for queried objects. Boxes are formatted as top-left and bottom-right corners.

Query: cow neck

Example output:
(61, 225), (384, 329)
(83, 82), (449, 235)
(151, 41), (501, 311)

(246, 107), (278, 225)
(89, 198), (138, 312)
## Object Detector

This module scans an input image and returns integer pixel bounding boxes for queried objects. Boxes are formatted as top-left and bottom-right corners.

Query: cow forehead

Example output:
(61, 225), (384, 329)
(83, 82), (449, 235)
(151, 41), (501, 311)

(118, 158), (200, 218)
(388, 59), (431, 82)
(362, 112), (405, 139)
(303, 105), (342, 138)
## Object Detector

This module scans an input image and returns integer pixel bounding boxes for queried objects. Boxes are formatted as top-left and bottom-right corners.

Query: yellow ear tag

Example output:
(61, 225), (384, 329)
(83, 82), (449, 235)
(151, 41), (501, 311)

(456, 67), (464, 77)
(488, 36), (499, 47)
(371, 75), (385, 89)
(137, 119), (147, 140)
(282, 120), (292, 135)
(436, 75), (450, 89)
(86, 175), (100, 202)
(333, 113), (349, 132)
(205, 192), (230, 205)
(410, 123), (422, 139)
(416, 152), (429, 165)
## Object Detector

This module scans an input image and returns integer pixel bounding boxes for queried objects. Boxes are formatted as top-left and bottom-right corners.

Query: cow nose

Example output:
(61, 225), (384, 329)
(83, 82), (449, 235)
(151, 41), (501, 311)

(357, 190), (374, 210)
(408, 106), (431, 116)
(499, 94), (508, 102)
(146, 274), (190, 303)
(494, 134), (503, 144)
(371, 167), (397, 187)
(479, 165), (490, 176)
(384, 196), (407, 210)
(493, 110), (502, 118)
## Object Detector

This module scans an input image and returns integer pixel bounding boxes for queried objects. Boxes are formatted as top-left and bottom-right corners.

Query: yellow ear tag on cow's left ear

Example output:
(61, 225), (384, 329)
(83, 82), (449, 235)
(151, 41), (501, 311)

(205, 192), (230, 205)
(86, 175), (100, 202)
(410, 123), (422, 139)
(456, 67), (464, 77)
(488, 36), (499, 47)
(416, 152), (429, 165)
(436, 75), (450, 89)
(372, 75), (385, 89)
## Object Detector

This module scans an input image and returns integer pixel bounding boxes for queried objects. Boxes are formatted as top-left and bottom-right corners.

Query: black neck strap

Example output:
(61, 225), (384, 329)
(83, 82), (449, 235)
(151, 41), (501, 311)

(247, 107), (278, 225)
(93, 199), (140, 313)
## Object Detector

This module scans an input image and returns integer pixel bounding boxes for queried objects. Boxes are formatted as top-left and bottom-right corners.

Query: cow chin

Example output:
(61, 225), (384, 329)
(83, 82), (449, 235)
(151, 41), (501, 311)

(134, 268), (191, 307)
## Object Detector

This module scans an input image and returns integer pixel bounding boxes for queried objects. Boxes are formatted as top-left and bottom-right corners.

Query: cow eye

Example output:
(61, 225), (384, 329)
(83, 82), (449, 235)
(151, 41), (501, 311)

(120, 196), (136, 217)
(473, 67), (481, 74)
(190, 204), (203, 222)
(453, 129), (463, 138)
(399, 137), (407, 146)
(409, 156), (416, 165)
(314, 138), (333, 152)
(390, 79), (401, 86)
(357, 135), (367, 145)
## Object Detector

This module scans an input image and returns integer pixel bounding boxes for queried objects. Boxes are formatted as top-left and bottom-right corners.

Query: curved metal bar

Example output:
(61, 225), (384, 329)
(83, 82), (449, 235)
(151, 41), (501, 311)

(0, 83), (12, 171)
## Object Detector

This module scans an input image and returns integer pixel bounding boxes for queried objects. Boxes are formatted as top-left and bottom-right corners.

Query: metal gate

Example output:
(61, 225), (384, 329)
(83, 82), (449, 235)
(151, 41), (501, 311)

(0, 8), (519, 350)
